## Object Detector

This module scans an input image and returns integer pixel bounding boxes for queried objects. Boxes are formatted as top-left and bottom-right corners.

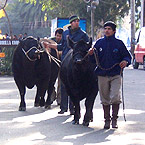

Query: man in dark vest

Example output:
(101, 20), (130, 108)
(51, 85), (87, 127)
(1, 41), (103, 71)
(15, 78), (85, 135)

(44, 15), (89, 115)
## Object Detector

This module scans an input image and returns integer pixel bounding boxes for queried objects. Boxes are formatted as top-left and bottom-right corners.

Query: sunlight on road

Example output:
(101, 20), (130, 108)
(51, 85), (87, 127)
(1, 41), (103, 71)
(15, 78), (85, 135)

(6, 132), (46, 145)
(124, 109), (145, 114)
(63, 130), (94, 140)
(0, 80), (15, 84)
(107, 129), (145, 145)
(0, 90), (16, 95)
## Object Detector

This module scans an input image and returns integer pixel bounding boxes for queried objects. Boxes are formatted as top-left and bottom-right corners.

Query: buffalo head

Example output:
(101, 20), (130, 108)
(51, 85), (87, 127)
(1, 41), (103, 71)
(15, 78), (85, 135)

(20, 36), (43, 61)
(67, 36), (92, 65)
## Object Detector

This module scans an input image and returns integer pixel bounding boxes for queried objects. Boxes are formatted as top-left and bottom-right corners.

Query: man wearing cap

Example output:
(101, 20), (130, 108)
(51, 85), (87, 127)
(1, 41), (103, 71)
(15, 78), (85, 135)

(89, 21), (131, 129)
(45, 15), (89, 114)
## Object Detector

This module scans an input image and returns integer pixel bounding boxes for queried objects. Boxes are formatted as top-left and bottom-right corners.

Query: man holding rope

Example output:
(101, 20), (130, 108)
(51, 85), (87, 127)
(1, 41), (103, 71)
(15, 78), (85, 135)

(49, 28), (63, 105)
(89, 21), (131, 129)
(44, 15), (89, 115)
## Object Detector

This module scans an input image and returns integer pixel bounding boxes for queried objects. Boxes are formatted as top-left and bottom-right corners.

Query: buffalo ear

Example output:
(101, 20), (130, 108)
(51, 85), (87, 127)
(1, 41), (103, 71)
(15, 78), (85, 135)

(37, 37), (40, 41)
(67, 35), (74, 49)
(19, 39), (24, 47)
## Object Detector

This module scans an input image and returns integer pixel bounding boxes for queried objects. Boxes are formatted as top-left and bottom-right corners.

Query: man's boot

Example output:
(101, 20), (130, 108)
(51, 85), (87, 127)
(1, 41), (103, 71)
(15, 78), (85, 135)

(103, 105), (111, 129)
(112, 104), (119, 128)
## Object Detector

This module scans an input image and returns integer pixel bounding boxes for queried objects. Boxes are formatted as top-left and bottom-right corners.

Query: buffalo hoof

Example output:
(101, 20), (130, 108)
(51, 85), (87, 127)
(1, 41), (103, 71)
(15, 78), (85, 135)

(90, 118), (93, 122)
(70, 110), (75, 115)
(19, 106), (26, 111)
(45, 105), (51, 109)
(40, 104), (45, 107)
(72, 120), (79, 125)
(83, 121), (89, 127)
(40, 99), (45, 107)
(34, 103), (40, 107)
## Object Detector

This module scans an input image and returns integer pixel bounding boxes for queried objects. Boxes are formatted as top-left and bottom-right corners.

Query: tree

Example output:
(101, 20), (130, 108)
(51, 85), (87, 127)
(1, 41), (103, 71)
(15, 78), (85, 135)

(0, 0), (141, 37)
(0, 0), (51, 37)
(25, 0), (130, 34)
(0, 0), (13, 38)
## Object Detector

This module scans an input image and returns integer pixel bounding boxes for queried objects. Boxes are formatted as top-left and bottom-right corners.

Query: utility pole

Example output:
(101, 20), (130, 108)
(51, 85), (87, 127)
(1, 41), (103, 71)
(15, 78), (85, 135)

(141, 0), (144, 27)
(84, 0), (99, 41)
(130, 0), (135, 56)
(91, 2), (95, 41)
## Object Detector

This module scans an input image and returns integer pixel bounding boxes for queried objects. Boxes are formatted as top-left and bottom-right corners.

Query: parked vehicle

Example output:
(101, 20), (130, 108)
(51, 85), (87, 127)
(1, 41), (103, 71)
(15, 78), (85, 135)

(133, 27), (145, 70)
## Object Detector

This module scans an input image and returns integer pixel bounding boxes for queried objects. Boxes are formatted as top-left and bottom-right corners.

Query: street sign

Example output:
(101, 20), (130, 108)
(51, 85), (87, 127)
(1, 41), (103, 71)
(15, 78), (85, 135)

(0, 40), (19, 46)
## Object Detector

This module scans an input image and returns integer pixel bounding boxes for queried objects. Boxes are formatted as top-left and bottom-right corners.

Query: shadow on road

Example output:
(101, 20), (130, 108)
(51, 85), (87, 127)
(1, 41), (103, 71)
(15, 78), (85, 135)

(32, 115), (115, 145)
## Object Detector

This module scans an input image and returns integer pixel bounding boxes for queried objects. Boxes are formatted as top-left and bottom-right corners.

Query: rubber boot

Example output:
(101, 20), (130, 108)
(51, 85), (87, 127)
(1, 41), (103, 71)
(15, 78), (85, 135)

(103, 105), (111, 129)
(112, 104), (119, 128)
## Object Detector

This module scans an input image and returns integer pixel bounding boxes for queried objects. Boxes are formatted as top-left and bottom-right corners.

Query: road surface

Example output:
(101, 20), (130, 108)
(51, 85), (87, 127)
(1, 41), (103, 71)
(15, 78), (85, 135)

(0, 66), (145, 145)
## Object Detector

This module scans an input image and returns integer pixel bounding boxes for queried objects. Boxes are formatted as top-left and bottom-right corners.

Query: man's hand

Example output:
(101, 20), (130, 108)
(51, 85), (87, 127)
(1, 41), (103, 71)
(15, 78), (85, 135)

(119, 60), (128, 68)
(43, 42), (49, 49)
(88, 48), (94, 55)
(42, 42), (57, 50)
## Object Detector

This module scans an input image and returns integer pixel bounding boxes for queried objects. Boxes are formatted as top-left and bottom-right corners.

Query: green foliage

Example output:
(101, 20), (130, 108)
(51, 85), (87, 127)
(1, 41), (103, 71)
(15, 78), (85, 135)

(0, 0), (51, 38)
(32, 0), (130, 33)
(0, 0), (141, 36)
(0, 46), (15, 75)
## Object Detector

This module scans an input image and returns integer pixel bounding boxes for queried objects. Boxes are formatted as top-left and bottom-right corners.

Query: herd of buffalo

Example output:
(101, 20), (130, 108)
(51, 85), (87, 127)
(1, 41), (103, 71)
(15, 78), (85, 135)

(12, 36), (98, 126)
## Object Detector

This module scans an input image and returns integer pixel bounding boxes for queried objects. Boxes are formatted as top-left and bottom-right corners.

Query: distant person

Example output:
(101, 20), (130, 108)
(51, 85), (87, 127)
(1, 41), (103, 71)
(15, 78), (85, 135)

(18, 34), (23, 41)
(5, 33), (10, 40)
(89, 21), (132, 129)
(23, 33), (27, 39)
(13, 35), (18, 40)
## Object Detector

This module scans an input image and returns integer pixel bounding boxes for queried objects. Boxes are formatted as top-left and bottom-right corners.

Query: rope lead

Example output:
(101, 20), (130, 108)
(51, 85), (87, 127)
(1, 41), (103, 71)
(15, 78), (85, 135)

(121, 70), (127, 122)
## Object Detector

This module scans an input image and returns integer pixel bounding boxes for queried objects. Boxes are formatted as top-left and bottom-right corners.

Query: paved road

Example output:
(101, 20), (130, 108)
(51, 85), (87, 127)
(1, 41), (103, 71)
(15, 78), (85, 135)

(0, 66), (145, 145)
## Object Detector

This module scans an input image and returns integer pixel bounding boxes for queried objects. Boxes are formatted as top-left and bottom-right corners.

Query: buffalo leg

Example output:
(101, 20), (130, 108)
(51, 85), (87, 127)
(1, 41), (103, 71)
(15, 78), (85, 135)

(15, 78), (26, 111)
(83, 94), (96, 126)
(46, 68), (58, 109)
(45, 85), (54, 109)
(45, 77), (57, 109)
(35, 84), (47, 107)
(34, 89), (41, 107)
(39, 88), (46, 107)
(72, 101), (80, 125)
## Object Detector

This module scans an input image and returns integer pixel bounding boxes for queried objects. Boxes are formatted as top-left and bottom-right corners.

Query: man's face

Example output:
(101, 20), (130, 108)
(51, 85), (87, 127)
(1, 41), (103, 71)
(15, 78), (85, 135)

(55, 33), (62, 43)
(71, 19), (80, 29)
(104, 26), (115, 37)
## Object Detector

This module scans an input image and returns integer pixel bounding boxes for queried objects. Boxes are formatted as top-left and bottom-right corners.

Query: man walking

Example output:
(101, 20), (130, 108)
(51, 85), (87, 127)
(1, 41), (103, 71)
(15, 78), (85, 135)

(89, 21), (131, 129)
(45, 15), (89, 115)
(49, 28), (63, 105)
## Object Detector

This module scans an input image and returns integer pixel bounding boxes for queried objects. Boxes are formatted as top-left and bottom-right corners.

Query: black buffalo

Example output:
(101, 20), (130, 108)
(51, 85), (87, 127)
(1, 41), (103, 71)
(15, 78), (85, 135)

(60, 37), (98, 126)
(12, 36), (59, 111)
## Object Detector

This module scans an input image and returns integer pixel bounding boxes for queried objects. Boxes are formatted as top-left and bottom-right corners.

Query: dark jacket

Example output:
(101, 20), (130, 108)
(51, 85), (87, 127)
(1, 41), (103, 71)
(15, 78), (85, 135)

(92, 34), (132, 76)
(57, 26), (89, 60)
